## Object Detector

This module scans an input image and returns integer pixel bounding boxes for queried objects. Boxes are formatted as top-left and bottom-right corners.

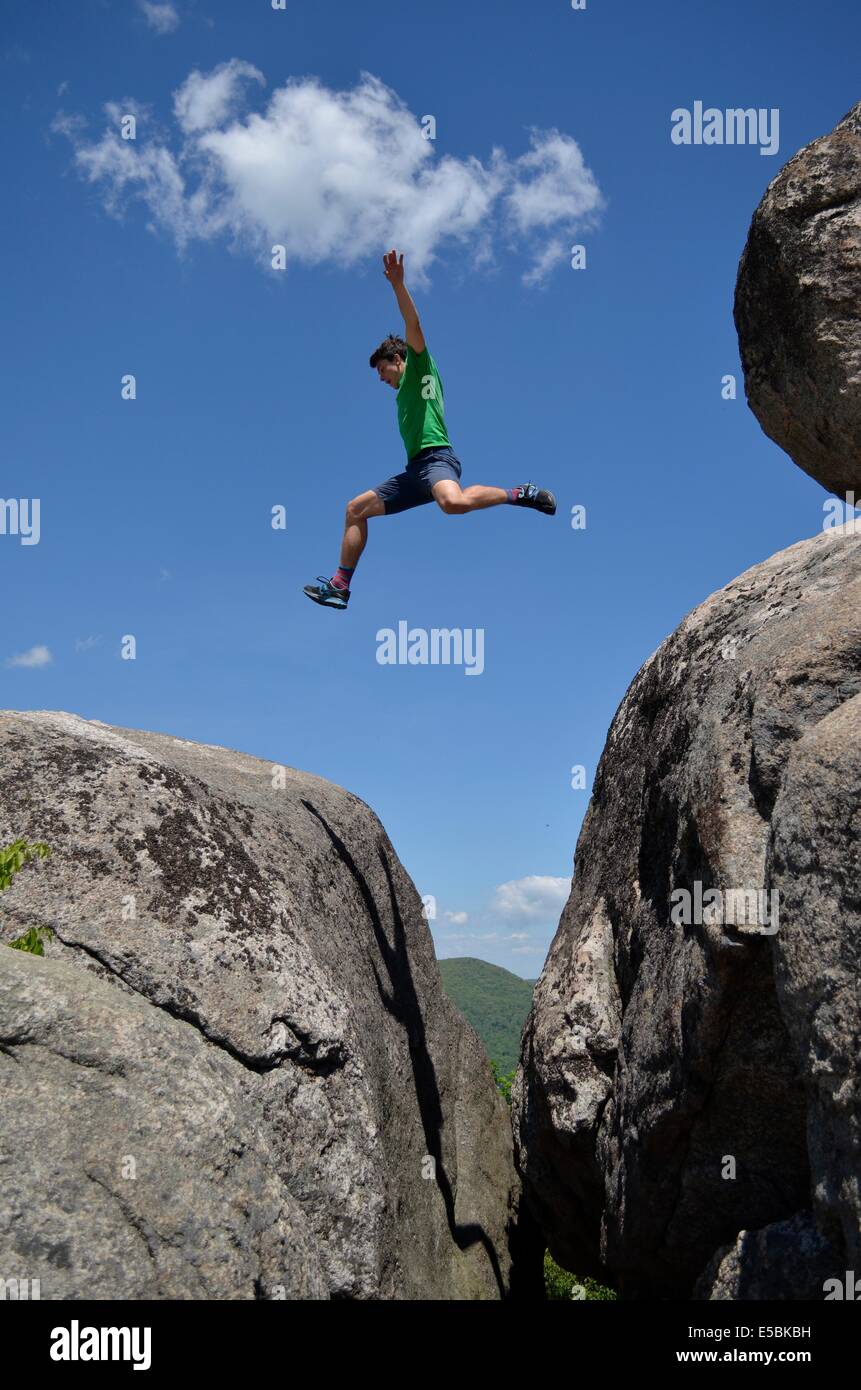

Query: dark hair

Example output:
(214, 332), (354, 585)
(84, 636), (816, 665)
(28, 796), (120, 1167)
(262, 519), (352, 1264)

(369, 334), (408, 369)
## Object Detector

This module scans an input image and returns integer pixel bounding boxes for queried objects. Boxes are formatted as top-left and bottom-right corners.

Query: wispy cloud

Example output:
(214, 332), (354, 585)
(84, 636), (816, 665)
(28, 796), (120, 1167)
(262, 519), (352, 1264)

(74, 635), (102, 652)
(522, 237), (569, 288)
(138, 1), (180, 35)
(2, 43), (31, 65)
(53, 67), (604, 284)
(6, 644), (53, 668)
(444, 909), (469, 925)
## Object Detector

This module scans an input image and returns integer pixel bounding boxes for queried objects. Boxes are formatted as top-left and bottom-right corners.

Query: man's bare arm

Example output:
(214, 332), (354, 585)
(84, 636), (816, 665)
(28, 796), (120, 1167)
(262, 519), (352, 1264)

(382, 249), (426, 353)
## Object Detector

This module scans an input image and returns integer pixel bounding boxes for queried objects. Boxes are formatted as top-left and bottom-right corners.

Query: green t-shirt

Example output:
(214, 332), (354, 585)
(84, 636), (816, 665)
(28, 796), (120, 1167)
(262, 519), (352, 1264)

(396, 344), (451, 459)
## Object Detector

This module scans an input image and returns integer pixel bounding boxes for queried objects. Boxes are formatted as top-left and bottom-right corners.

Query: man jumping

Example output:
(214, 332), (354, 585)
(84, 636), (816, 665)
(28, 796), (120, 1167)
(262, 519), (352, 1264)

(303, 248), (556, 610)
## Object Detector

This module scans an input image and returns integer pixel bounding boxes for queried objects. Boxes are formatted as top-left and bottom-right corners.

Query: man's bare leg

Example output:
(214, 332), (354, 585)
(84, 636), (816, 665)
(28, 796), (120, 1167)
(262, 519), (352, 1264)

(432, 479), (556, 517)
(303, 489), (385, 609)
(340, 489), (386, 566)
(432, 480), (509, 514)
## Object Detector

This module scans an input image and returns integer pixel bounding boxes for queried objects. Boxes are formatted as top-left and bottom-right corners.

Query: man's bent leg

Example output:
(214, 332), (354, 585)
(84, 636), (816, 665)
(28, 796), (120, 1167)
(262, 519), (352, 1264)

(304, 489), (388, 609)
(431, 480), (508, 515)
(340, 490), (386, 567)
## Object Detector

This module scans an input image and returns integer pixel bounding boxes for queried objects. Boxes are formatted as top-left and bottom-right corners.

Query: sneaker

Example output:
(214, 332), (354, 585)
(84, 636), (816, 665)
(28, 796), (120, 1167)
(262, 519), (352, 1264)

(304, 575), (350, 609)
(512, 482), (556, 514)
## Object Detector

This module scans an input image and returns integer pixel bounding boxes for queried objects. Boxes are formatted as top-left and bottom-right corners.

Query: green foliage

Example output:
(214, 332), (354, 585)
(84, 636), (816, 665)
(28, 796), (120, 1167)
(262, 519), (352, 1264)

(7, 924), (55, 955)
(1, 839), (52, 953)
(489, 1057), (517, 1105)
(544, 1250), (618, 1300)
(0, 839), (51, 892)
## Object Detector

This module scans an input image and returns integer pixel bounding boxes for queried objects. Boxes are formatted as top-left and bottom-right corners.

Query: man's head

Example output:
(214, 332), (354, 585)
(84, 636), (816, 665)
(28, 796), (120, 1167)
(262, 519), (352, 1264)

(369, 334), (408, 389)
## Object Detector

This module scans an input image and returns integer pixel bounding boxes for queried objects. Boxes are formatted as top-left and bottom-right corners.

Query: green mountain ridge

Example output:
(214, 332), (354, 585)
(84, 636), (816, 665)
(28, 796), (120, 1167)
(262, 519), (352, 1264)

(438, 956), (537, 1075)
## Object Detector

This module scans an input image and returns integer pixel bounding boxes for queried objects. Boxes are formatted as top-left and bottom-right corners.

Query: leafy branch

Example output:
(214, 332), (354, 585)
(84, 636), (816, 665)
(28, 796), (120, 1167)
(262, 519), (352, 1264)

(1, 838), (53, 953)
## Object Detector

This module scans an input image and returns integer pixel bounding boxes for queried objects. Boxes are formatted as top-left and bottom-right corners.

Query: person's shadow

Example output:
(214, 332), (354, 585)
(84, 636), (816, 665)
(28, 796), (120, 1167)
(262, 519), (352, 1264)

(301, 799), (506, 1298)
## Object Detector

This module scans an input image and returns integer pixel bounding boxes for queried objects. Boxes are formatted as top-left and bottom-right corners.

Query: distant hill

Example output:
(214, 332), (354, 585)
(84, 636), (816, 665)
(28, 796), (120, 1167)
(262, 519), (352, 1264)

(438, 957), (537, 1075)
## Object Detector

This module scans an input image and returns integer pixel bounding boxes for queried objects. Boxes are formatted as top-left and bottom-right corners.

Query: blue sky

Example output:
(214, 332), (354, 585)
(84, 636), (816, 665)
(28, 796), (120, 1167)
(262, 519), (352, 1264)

(1, 0), (857, 976)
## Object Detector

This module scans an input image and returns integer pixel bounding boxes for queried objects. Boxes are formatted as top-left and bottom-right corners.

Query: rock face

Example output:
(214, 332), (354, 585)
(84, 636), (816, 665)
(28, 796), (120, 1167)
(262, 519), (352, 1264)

(1, 946), (329, 1300)
(0, 711), (521, 1300)
(735, 101), (861, 498)
(513, 525), (861, 1299)
(692, 1211), (841, 1301)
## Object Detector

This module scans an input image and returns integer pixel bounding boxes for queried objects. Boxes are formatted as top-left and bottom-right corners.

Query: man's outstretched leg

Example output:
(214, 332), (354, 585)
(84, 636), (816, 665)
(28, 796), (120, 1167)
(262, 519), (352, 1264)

(431, 479), (556, 516)
(304, 490), (385, 610)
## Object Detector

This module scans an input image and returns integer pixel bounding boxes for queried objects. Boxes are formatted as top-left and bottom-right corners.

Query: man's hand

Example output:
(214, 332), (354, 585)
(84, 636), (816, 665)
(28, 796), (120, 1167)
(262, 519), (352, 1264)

(383, 248), (425, 353)
(383, 249), (405, 286)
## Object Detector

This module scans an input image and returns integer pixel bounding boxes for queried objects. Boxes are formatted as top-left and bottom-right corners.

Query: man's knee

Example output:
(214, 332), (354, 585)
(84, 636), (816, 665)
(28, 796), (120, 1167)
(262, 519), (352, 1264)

(346, 493), (380, 523)
(434, 484), (467, 515)
(437, 495), (467, 515)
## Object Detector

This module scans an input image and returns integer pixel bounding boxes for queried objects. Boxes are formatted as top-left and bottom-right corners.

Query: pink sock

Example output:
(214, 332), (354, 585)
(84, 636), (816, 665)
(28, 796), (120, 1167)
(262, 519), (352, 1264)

(331, 565), (354, 591)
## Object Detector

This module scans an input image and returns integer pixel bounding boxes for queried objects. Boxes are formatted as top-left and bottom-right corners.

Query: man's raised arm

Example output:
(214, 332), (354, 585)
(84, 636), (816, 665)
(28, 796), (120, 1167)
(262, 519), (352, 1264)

(382, 249), (426, 354)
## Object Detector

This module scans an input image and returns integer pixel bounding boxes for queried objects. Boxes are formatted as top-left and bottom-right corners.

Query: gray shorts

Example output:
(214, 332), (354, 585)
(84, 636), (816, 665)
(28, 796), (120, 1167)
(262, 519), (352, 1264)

(372, 445), (462, 514)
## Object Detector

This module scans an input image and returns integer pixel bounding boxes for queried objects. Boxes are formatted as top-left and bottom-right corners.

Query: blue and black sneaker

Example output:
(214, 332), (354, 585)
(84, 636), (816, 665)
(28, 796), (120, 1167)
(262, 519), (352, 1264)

(512, 482), (556, 514)
(303, 575), (350, 609)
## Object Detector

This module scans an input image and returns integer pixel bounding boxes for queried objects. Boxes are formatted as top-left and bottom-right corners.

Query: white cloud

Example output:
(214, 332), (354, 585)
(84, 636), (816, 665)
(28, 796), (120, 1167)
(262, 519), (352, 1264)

(138, 1), (180, 34)
(490, 875), (571, 922)
(54, 68), (604, 283)
(74, 635), (101, 652)
(507, 129), (604, 234)
(522, 237), (569, 288)
(174, 60), (264, 134)
(444, 910), (469, 924)
(6, 645), (53, 668)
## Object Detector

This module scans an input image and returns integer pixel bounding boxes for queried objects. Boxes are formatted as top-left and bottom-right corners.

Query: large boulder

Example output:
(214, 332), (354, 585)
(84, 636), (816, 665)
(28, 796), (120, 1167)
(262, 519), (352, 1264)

(513, 524), (861, 1298)
(735, 100), (861, 498)
(0, 711), (522, 1300)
